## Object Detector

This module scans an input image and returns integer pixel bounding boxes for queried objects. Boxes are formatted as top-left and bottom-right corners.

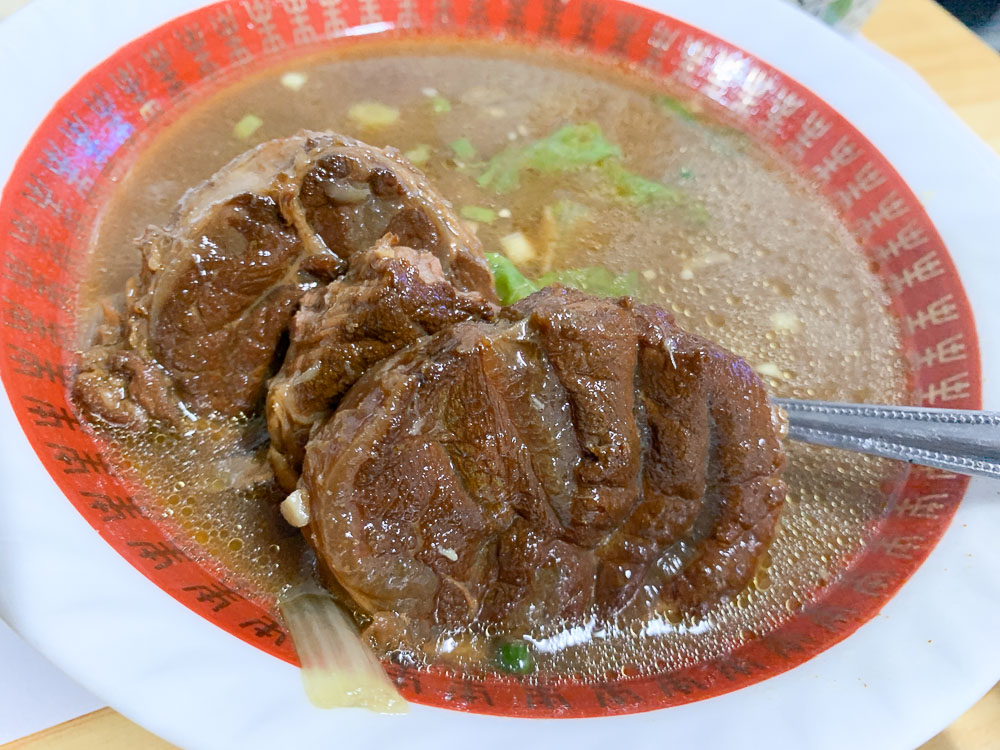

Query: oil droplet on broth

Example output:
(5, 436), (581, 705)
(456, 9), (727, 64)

(704, 311), (726, 328)
(103, 414), (311, 602)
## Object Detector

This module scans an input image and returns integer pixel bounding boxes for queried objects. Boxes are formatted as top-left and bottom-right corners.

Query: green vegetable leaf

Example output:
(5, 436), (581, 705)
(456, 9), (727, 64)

(601, 161), (684, 205)
(486, 252), (539, 305)
(450, 137), (477, 161)
(536, 267), (640, 298)
(479, 123), (621, 193)
(461, 205), (498, 224)
(477, 122), (689, 214)
(476, 149), (523, 194)
(487, 252), (641, 304)
(521, 122), (620, 173)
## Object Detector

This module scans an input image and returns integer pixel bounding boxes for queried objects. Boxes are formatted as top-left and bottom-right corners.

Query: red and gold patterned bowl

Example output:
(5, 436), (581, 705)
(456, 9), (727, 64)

(1, 0), (998, 747)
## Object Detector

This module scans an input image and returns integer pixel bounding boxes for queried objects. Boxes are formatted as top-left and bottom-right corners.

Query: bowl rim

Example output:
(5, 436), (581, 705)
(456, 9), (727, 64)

(1, 0), (999, 748)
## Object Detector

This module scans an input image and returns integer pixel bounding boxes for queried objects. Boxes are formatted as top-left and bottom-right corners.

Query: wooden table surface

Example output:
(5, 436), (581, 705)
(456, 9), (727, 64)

(3, 0), (1000, 747)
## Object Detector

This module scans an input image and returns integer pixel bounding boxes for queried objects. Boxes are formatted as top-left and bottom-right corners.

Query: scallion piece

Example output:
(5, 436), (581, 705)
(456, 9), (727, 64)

(461, 205), (498, 224)
(280, 71), (308, 91)
(450, 137), (477, 161)
(404, 144), (432, 166)
(347, 101), (400, 129)
(496, 639), (535, 675)
(431, 94), (451, 114)
(233, 114), (263, 140)
(652, 94), (699, 121)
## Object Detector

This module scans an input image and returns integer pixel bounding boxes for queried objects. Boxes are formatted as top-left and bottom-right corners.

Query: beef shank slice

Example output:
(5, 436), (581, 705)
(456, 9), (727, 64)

(266, 234), (497, 491)
(73, 130), (496, 430)
(299, 286), (786, 643)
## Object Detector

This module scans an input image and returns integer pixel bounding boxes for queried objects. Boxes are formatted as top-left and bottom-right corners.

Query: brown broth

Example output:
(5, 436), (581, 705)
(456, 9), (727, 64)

(78, 40), (909, 678)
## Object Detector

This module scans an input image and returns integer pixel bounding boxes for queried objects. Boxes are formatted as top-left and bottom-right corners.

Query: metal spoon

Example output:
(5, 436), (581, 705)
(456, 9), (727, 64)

(774, 399), (1000, 480)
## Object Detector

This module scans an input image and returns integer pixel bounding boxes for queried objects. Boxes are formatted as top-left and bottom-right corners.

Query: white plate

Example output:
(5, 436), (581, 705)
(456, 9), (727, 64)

(1, 1), (999, 748)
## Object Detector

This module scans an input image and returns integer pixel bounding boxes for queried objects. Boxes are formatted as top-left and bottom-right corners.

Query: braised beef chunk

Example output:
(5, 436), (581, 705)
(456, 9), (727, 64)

(148, 194), (305, 415)
(74, 129), (786, 650)
(267, 234), (497, 491)
(300, 286), (786, 642)
(73, 131), (497, 429)
(73, 305), (186, 430)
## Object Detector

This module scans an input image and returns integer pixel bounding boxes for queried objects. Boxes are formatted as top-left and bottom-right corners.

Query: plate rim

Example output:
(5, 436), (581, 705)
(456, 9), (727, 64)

(1, 0), (999, 748)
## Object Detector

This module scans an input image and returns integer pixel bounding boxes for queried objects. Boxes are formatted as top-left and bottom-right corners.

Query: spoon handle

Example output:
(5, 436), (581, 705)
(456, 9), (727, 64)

(773, 399), (1000, 480)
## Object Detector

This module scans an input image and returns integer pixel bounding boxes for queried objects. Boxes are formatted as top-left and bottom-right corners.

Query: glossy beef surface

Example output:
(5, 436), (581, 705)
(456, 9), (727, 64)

(300, 286), (786, 643)
(73, 131), (496, 430)
(267, 235), (497, 491)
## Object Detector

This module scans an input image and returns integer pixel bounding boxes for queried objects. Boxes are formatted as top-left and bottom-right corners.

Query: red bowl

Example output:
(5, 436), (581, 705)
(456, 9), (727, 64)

(0, 0), (980, 718)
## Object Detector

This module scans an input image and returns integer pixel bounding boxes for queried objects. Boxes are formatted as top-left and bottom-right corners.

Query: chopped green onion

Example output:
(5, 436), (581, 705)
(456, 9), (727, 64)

(404, 143), (432, 166)
(496, 639), (535, 675)
(450, 137), (477, 161)
(755, 361), (784, 380)
(430, 94), (451, 114)
(486, 253), (539, 305)
(461, 205), (498, 224)
(536, 267), (640, 298)
(680, 167), (694, 180)
(499, 231), (535, 263)
(347, 101), (400, 129)
(652, 94), (699, 121)
(280, 586), (408, 713)
(770, 310), (802, 333)
(233, 114), (263, 140)
(280, 71), (308, 91)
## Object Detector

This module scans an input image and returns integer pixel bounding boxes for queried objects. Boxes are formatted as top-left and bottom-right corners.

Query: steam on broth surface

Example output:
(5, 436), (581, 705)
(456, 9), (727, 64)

(78, 40), (908, 678)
